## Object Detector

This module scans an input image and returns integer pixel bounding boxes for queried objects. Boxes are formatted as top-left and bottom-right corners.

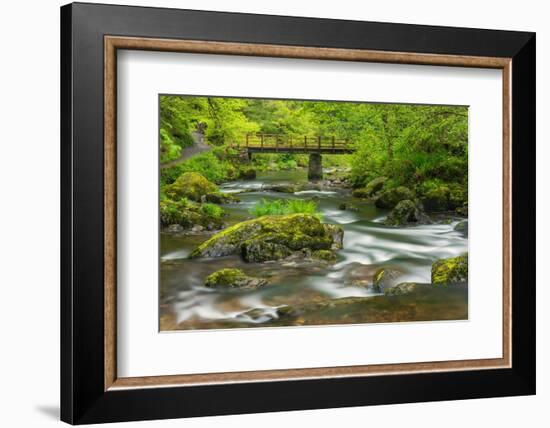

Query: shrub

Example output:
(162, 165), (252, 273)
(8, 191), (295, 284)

(249, 198), (322, 219)
(201, 203), (224, 219)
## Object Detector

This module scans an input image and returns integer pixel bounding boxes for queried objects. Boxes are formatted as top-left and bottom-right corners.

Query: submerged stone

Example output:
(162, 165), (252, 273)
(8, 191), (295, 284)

(454, 220), (468, 235)
(431, 254), (468, 285)
(384, 282), (423, 295)
(201, 192), (240, 204)
(372, 267), (403, 293)
(266, 183), (299, 193)
(204, 268), (267, 289)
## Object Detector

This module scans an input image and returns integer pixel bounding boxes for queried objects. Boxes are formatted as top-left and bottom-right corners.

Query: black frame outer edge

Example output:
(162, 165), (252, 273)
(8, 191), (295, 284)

(60, 2), (536, 424)
(60, 4), (74, 425)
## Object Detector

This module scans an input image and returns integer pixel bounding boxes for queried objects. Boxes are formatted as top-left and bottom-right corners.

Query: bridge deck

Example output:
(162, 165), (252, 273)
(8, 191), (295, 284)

(232, 133), (355, 154)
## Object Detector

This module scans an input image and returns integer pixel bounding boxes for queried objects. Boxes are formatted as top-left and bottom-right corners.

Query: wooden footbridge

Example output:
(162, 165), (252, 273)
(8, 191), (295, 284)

(235, 133), (355, 154)
(232, 134), (355, 180)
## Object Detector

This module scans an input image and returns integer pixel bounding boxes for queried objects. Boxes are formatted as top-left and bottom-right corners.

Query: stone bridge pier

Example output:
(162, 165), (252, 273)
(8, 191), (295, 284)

(308, 153), (323, 181)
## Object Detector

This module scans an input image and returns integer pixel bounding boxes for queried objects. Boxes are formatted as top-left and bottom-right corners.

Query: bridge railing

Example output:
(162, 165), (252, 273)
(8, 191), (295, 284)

(232, 133), (352, 151)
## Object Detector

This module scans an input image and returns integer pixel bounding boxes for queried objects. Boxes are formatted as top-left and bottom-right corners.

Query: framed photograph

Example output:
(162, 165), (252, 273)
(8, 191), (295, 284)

(61, 2), (535, 424)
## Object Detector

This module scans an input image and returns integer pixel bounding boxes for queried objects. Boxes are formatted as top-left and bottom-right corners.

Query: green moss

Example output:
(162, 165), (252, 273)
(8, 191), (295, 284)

(312, 249), (337, 262)
(164, 172), (218, 202)
(242, 240), (292, 262)
(353, 176), (387, 199)
(431, 254), (468, 285)
(448, 184), (467, 210)
(375, 186), (414, 209)
(351, 188), (370, 198)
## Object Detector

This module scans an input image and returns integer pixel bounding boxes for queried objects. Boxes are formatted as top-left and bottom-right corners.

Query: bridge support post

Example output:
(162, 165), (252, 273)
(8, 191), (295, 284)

(308, 153), (323, 181)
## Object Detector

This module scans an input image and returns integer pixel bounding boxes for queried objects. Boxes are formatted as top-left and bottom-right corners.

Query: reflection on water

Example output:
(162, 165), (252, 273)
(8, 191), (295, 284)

(160, 169), (468, 331)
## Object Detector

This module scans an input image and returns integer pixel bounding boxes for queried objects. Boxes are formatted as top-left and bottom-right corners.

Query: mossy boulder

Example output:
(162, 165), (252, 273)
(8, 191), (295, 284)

(204, 268), (267, 289)
(189, 214), (343, 262)
(160, 198), (206, 228)
(448, 185), (467, 210)
(454, 220), (468, 236)
(375, 186), (414, 209)
(351, 188), (370, 198)
(385, 199), (427, 226)
(267, 184), (298, 193)
(164, 172), (218, 202)
(372, 267), (403, 292)
(201, 192), (240, 204)
(431, 254), (468, 285)
(456, 202), (468, 216)
(239, 167), (257, 180)
(312, 249), (337, 262)
(421, 186), (450, 212)
(160, 198), (224, 231)
(353, 176), (388, 199)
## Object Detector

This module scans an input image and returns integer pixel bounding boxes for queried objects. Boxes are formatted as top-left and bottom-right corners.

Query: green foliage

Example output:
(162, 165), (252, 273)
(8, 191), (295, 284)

(249, 198), (322, 219)
(160, 95), (469, 209)
(201, 203), (224, 219)
(161, 152), (235, 185)
(159, 96), (202, 162)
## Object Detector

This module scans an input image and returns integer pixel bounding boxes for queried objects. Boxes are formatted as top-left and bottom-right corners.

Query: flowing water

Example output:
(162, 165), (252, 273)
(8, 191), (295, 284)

(160, 170), (468, 331)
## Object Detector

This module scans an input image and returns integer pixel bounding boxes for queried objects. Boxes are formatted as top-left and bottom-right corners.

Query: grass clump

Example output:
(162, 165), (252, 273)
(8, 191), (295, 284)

(249, 198), (322, 220)
(201, 203), (224, 219)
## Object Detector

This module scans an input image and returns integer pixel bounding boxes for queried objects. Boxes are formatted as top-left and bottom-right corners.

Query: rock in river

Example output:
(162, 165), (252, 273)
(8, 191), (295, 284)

(372, 267), (403, 292)
(385, 199), (429, 226)
(204, 268), (267, 289)
(384, 282), (424, 295)
(164, 172), (218, 202)
(375, 186), (415, 209)
(189, 214), (344, 262)
(431, 254), (468, 285)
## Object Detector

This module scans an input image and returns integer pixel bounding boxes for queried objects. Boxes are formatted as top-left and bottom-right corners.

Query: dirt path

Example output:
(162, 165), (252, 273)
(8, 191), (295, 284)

(160, 132), (212, 169)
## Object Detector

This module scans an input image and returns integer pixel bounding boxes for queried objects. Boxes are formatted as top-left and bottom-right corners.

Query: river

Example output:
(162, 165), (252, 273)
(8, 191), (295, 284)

(160, 169), (468, 331)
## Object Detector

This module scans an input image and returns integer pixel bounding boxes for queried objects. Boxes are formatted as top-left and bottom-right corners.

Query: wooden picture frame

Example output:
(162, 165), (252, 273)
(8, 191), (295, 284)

(61, 2), (535, 424)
